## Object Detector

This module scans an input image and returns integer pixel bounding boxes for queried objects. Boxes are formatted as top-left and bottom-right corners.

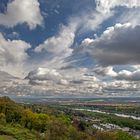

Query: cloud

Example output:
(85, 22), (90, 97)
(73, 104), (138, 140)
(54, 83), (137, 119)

(102, 80), (140, 96)
(25, 67), (101, 95)
(33, 20), (78, 70)
(26, 67), (69, 85)
(0, 1), (140, 97)
(94, 66), (117, 77)
(79, 0), (140, 33)
(0, 33), (31, 77)
(76, 10), (113, 33)
(96, 0), (140, 14)
(118, 8), (140, 26)
(36, 0), (140, 72)
(0, 0), (43, 29)
(34, 0), (140, 70)
(116, 69), (140, 81)
(35, 0), (120, 57)
(34, 10), (110, 68)
(35, 24), (75, 55)
(1, 65), (140, 97)
(85, 23), (140, 66)
(93, 65), (140, 81)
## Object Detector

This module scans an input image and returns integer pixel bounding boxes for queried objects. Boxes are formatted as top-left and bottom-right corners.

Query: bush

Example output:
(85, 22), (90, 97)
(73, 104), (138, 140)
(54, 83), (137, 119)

(0, 113), (6, 124)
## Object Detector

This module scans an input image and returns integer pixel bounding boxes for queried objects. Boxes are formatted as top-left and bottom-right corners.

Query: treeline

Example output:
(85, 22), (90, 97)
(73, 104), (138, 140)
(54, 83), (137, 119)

(0, 96), (139, 140)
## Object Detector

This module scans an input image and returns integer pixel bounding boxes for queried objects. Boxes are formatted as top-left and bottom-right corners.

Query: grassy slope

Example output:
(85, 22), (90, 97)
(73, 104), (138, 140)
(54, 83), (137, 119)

(0, 135), (16, 140)
(0, 124), (37, 140)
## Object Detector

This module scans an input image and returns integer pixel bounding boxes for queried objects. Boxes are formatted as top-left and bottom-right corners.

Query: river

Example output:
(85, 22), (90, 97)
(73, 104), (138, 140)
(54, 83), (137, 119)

(74, 108), (140, 120)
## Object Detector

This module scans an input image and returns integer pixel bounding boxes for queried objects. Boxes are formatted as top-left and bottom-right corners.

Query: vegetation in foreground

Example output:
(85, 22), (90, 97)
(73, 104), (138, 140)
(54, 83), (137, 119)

(0, 96), (139, 140)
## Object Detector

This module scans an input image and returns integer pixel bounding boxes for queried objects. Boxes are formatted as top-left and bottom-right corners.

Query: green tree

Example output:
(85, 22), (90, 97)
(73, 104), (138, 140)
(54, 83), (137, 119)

(95, 131), (116, 140)
(116, 131), (138, 140)
(0, 113), (6, 124)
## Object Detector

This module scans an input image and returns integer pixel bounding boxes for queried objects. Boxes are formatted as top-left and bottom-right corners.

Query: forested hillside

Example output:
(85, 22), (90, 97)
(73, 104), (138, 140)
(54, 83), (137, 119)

(0, 97), (139, 140)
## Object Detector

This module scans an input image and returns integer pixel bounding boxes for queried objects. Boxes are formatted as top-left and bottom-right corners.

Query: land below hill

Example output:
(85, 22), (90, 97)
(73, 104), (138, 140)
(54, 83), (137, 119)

(0, 96), (140, 140)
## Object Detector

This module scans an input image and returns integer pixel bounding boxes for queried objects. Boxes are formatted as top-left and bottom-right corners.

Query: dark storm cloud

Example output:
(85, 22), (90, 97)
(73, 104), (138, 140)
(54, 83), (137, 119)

(87, 23), (140, 66)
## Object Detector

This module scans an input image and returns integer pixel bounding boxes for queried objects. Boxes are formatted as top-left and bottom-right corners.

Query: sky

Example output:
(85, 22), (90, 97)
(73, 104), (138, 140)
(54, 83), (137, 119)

(0, 0), (140, 97)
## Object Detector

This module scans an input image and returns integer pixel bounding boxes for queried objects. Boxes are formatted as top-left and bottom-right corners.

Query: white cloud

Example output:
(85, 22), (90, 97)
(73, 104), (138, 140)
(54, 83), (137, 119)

(81, 38), (94, 46)
(118, 8), (140, 26)
(93, 65), (140, 81)
(76, 10), (113, 33)
(94, 66), (117, 77)
(116, 69), (140, 81)
(61, 0), (140, 72)
(34, 0), (140, 71)
(0, 0), (43, 29)
(96, 0), (140, 14)
(26, 67), (69, 85)
(33, 21), (78, 70)
(34, 0), (118, 62)
(74, 0), (140, 33)
(0, 0), (140, 97)
(102, 80), (140, 95)
(35, 24), (75, 55)
(0, 33), (31, 77)
(34, 10), (109, 69)
(27, 67), (61, 81)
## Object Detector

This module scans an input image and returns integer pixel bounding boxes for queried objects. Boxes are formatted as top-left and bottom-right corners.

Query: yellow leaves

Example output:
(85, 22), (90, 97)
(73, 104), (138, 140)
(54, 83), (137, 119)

(0, 113), (6, 124)
(94, 131), (117, 140)
(21, 109), (51, 132)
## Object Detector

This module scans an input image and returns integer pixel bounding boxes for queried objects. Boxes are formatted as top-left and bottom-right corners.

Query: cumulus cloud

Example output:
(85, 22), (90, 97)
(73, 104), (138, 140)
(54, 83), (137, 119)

(0, 0), (43, 29)
(116, 70), (140, 81)
(26, 67), (69, 85)
(102, 80), (140, 96)
(27, 67), (61, 81)
(0, 33), (31, 77)
(1, 0), (140, 97)
(81, 0), (140, 33)
(34, 12), (108, 69)
(94, 66), (117, 77)
(34, 0), (140, 70)
(33, 20), (78, 70)
(35, 24), (75, 55)
(96, 0), (140, 14)
(93, 65), (140, 81)
(81, 38), (94, 47)
(85, 23), (140, 66)
(68, 0), (140, 70)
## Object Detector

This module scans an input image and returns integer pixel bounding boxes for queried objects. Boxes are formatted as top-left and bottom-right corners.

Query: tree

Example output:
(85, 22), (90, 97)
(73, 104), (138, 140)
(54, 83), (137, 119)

(95, 131), (117, 140)
(116, 131), (138, 140)
(0, 113), (6, 124)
